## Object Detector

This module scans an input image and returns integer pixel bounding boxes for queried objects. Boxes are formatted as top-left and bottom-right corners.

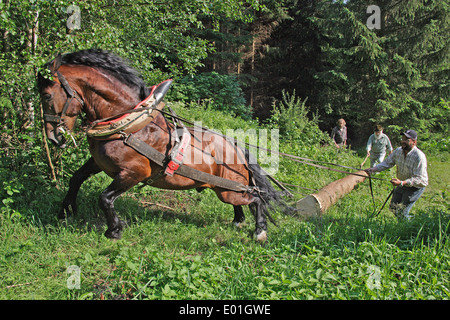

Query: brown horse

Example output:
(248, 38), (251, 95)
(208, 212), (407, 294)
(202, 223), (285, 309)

(38, 49), (288, 241)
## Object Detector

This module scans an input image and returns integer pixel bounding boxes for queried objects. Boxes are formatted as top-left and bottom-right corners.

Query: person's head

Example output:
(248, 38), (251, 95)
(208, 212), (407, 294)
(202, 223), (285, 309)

(337, 118), (346, 128)
(401, 129), (417, 152)
(374, 125), (383, 138)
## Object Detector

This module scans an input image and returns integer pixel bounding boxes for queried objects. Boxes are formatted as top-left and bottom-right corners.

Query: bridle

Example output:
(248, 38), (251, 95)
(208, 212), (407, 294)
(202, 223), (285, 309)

(43, 70), (84, 128)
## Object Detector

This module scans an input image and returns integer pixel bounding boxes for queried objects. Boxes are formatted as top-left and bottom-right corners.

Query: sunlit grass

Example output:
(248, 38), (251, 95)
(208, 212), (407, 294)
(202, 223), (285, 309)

(1, 104), (448, 300)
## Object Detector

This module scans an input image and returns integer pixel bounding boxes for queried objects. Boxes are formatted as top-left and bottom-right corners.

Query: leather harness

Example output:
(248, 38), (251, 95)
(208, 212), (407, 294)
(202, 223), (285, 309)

(122, 132), (250, 192)
(44, 75), (254, 193)
(43, 71), (84, 126)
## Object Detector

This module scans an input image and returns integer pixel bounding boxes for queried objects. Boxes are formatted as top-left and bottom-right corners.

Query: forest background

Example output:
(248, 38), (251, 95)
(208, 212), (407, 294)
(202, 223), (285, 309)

(1, 0), (448, 148)
(0, 0), (449, 300)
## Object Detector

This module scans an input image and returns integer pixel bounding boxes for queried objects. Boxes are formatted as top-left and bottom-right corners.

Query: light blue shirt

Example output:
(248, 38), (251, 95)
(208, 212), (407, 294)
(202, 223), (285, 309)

(366, 133), (393, 155)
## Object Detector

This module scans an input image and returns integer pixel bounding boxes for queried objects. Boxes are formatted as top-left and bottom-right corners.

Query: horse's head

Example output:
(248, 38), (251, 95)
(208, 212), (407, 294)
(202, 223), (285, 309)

(38, 55), (84, 148)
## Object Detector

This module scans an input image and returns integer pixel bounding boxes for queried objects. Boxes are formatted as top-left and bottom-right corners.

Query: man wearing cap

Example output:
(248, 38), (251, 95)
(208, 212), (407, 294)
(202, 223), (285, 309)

(366, 125), (393, 167)
(365, 129), (428, 220)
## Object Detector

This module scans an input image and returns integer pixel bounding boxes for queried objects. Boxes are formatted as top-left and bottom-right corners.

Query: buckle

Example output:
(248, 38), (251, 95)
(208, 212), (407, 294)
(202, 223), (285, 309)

(165, 160), (180, 176)
(164, 128), (190, 176)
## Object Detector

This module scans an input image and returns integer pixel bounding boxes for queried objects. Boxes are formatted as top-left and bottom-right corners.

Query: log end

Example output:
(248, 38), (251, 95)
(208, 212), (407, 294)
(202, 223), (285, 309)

(295, 170), (369, 217)
(295, 194), (322, 218)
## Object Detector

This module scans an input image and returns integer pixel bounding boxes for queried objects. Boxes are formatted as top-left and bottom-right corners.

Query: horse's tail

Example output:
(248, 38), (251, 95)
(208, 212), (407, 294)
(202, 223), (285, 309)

(245, 149), (294, 223)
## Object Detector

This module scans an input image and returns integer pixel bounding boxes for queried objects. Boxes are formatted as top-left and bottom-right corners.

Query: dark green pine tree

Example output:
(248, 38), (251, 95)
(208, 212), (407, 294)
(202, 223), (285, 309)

(383, 0), (449, 134)
(312, 0), (449, 144)
(238, 0), (325, 121)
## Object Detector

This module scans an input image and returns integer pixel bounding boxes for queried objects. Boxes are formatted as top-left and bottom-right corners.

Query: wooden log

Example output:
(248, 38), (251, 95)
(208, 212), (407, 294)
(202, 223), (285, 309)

(296, 170), (368, 217)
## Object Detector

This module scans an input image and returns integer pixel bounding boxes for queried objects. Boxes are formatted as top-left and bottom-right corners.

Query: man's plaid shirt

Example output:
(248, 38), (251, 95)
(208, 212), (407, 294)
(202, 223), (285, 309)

(374, 146), (428, 188)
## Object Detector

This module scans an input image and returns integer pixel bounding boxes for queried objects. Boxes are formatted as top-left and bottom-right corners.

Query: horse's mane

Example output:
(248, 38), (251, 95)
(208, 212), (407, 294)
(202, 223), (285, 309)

(60, 49), (150, 100)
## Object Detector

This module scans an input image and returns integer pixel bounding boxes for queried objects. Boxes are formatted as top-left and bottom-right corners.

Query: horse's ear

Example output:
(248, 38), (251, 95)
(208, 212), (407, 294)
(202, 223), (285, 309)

(50, 54), (62, 73)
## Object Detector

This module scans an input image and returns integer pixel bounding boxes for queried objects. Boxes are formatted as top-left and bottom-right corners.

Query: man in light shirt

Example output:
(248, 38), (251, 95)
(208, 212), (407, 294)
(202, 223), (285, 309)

(365, 129), (428, 220)
(366, 125), (393, 167)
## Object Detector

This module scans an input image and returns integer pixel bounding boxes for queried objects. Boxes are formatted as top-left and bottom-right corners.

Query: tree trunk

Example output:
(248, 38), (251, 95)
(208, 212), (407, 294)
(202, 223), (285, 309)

(296, 171), (369, 217)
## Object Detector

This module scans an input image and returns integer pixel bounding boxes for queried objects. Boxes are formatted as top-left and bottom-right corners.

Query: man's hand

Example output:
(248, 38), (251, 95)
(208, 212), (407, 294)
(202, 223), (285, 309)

(390, 178), (403, 186)
(365, 167), (377, 175)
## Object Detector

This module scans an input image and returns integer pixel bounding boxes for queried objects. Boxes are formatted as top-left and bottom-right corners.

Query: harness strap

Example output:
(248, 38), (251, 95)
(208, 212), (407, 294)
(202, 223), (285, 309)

(56, 71), (84, 110)
(43, 71), (84, 125)
(368, 173), (376, 211)
(43, 114), (62, 123)
(123, 133), (251, 193)
(165, 106), (190, 176)
(165, 127), (191, 176)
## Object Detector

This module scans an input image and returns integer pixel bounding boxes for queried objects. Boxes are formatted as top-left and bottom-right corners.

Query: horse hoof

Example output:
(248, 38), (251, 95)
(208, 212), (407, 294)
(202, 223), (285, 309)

(233, 221), (242, 229)
(254, 230), (267, 243)
(104, 221), (125, 239)
(57, 211), (67, 220)
(105, 228), (122, 240)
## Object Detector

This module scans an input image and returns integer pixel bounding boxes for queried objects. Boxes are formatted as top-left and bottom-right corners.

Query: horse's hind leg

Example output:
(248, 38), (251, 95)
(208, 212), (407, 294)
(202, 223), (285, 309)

(249, 198), (268, 242)
(100, 170), (141, 239)
(232, 205), (245, 227)
(214, 190), (266, 241)
(59, 157), (101, 219)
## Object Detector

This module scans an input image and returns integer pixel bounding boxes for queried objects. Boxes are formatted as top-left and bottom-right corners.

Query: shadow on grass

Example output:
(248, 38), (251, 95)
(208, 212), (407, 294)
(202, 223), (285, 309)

(11, 174), (240, 239)
(7, 167), (448, 249)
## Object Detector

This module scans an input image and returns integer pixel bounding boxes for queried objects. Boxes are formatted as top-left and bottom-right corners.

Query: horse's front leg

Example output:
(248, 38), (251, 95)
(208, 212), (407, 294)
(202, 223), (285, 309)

(232, 205), (245, 227)
(249, 198), (268, 243)
(59, 157), (101, 219)
(100, 170), (141, 239)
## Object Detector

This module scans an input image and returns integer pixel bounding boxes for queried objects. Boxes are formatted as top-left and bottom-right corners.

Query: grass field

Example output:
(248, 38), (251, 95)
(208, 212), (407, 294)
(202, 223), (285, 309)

(1, 156), (448, 300)
(1, 106), (449, 300)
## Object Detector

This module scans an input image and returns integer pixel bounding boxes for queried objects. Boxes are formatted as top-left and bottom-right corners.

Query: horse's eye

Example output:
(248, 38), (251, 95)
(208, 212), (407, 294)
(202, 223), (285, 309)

(43, 93), (52, 100)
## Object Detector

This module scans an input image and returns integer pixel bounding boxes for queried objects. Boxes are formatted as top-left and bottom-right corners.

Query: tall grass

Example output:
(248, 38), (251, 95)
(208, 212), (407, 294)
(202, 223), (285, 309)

(0, 102), (448, 300)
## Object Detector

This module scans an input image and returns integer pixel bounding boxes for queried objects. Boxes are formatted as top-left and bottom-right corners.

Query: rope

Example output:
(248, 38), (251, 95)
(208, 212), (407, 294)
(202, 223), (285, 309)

(89, 104), (385, 181)
(370, 187), (395, 219)
(90, 103), (393, 216)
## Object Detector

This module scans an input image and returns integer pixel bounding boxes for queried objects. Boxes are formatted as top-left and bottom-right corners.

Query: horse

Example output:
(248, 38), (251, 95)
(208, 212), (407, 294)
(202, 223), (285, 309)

(38, 49), (289, 241)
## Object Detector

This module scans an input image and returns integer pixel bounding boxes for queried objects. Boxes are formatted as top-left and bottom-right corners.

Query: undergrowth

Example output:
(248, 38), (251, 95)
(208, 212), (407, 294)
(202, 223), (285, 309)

(0, 102), (449, 300)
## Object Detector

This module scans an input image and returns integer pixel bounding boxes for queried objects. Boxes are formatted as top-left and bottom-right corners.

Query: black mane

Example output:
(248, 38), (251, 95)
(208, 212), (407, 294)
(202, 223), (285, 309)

(60, 49), (150, 100)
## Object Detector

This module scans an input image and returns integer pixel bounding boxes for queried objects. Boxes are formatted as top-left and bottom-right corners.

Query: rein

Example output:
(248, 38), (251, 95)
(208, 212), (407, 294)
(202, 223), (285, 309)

(90, 103), (390, 184)
(142, 108), (394, 216)
(151, 109), (388, 181)
(46, 72), (391, 216)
